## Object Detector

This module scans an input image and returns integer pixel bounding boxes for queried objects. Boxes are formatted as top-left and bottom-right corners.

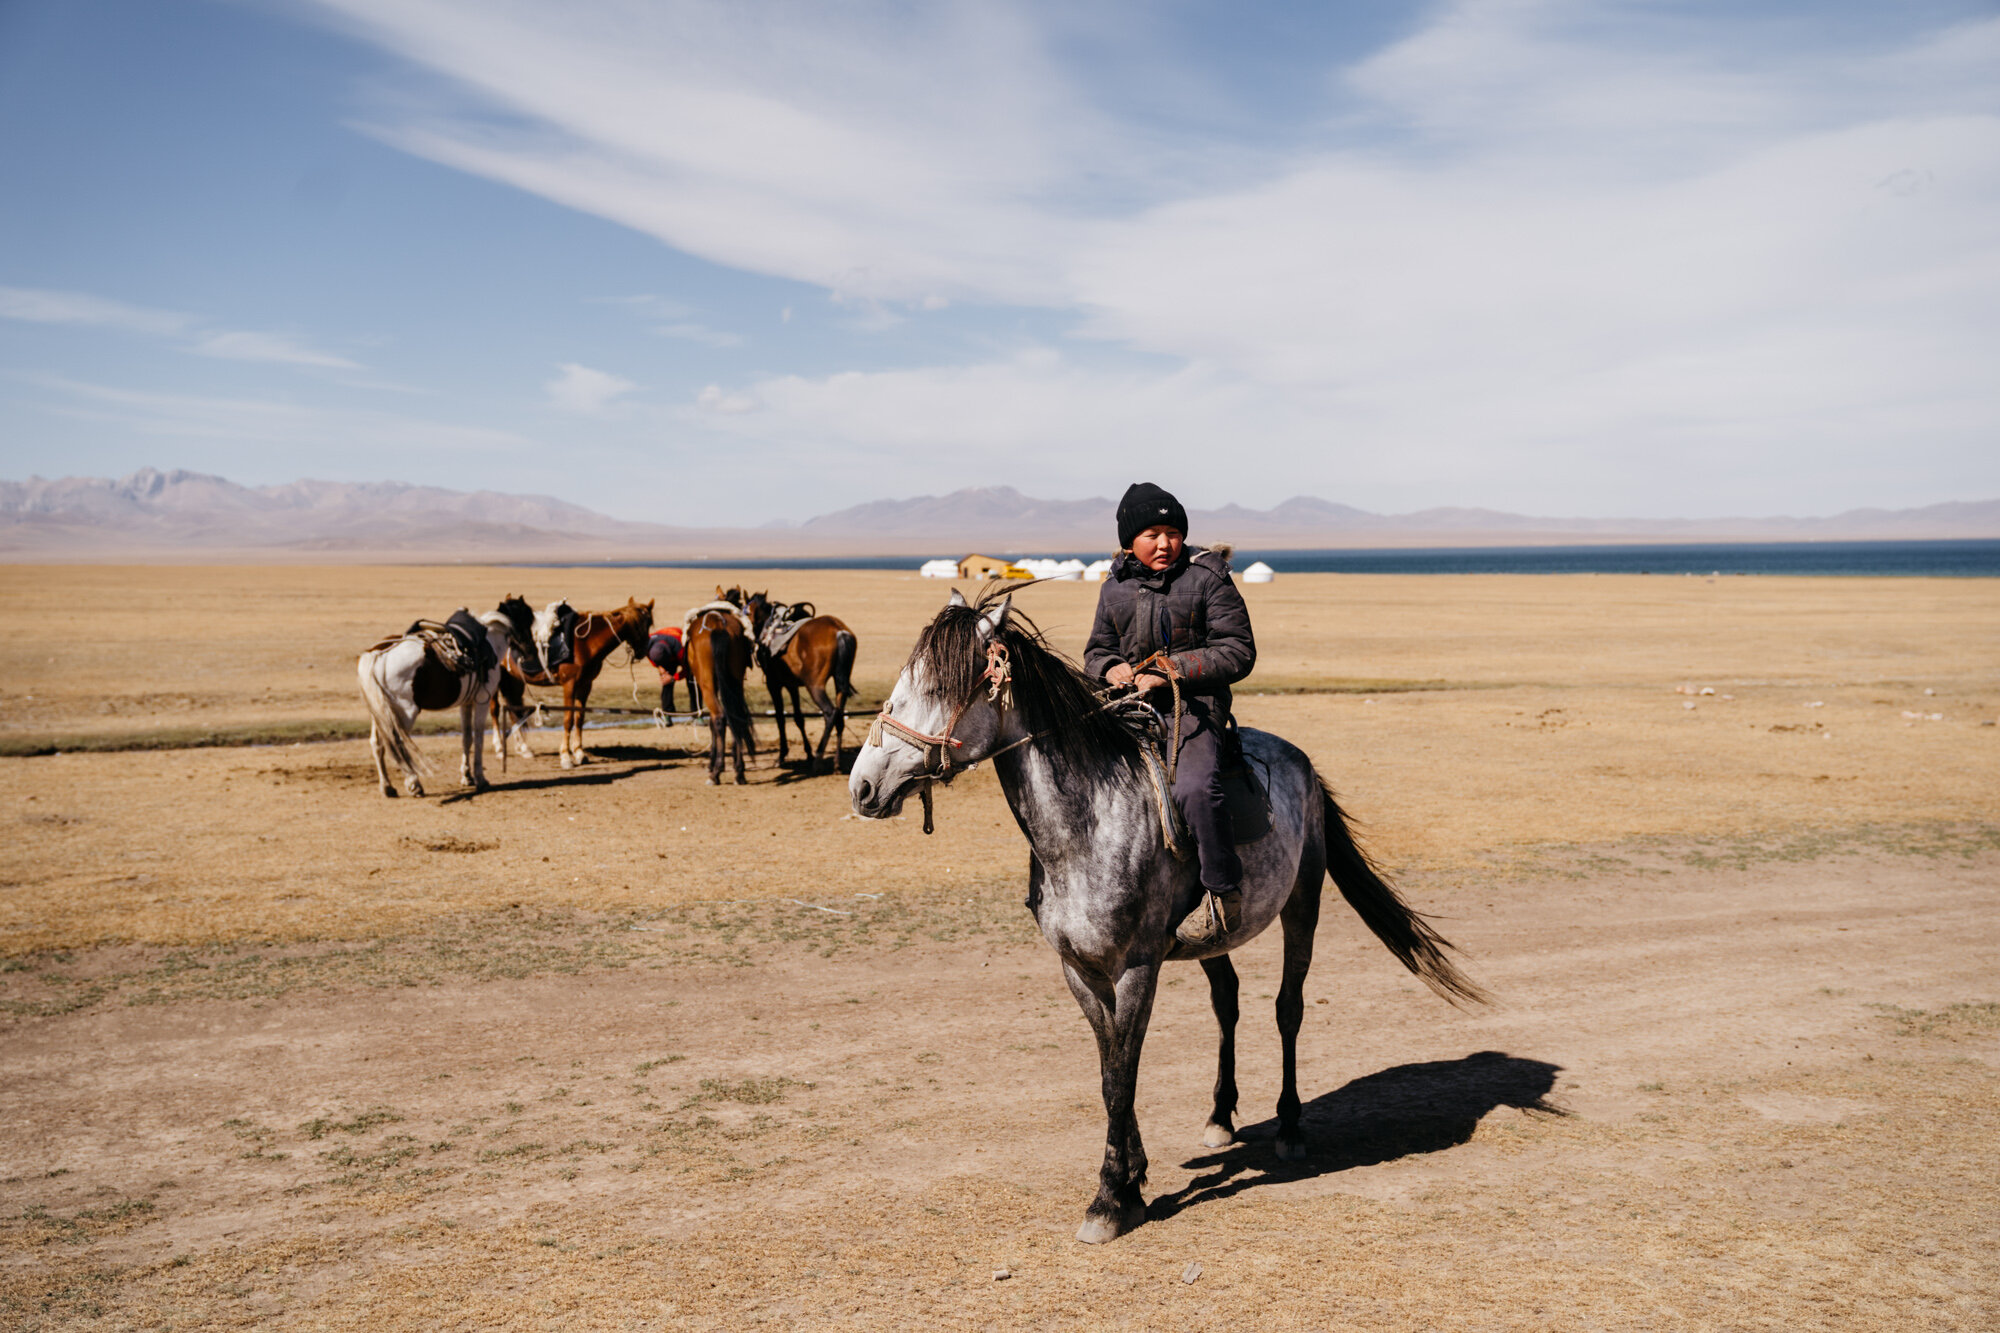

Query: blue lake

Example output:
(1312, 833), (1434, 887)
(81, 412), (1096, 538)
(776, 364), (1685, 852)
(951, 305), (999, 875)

(524, 539), (2000, 577)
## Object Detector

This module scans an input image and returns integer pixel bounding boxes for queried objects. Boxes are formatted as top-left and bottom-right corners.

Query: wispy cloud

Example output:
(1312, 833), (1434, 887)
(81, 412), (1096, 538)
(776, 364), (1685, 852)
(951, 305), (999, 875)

(546, 362), (638, 414)
(695, 383), (757, 415)
(0, 287), (193, 338)
(655, 322), (743, 348)
(190, 330), (361, 369)
(25, 374), (533, 453)
(0, 285), (362, 372)
(286, 2), (2000, 512)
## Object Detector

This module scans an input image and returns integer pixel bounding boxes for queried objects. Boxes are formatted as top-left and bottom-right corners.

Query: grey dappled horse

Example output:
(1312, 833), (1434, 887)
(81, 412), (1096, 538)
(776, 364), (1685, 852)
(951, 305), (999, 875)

(848, 587), (1485, 1244)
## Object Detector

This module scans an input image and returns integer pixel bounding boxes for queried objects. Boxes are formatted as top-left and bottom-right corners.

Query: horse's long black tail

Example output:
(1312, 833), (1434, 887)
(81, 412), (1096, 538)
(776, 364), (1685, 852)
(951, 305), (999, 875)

(831, 630), (857, 702)
(711, 626), (755, 748)
(1319, 776), (1489, 1007)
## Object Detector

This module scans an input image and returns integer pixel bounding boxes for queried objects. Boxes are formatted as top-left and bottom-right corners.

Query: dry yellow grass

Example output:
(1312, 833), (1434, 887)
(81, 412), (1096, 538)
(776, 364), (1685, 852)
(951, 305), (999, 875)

(1, 565), (1994, 950)
(2, 563), (1996, 1330)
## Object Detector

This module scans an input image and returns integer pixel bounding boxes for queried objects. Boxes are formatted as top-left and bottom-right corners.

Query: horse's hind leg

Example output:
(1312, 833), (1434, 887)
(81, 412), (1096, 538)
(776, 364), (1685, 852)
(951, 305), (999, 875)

(807, 682), (838, 775)
(1199, 955), (1241, 1147)
(1273, 874), (1324, 1160)
(368, 721), (396, 798)
(767, 677), (790, 767)
(1063, 958), (1157, 1244)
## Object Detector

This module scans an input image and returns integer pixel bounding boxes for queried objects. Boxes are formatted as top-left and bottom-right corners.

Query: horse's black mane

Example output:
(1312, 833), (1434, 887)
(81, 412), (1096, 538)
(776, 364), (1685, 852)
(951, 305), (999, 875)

(908, 584), (1141, 776)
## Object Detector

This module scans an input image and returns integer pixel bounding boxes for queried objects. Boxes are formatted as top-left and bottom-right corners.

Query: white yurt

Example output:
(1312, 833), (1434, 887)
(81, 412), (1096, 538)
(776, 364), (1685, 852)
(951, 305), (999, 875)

(1242, 560), (1276, 584)
(919, 558), (958, 579)
(1054, 559), (1087, 581)
(1083, 558), (1115, 582)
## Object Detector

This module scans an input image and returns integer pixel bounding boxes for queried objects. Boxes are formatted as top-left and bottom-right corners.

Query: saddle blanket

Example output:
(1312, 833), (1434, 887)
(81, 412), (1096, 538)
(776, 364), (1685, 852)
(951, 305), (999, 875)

(759, 611), (811, 658)
(683, 600), (752, 635)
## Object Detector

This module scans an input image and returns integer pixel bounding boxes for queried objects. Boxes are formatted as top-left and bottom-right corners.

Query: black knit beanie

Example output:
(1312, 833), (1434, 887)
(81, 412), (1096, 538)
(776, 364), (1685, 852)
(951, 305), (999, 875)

(1116, 482), (1189, 550)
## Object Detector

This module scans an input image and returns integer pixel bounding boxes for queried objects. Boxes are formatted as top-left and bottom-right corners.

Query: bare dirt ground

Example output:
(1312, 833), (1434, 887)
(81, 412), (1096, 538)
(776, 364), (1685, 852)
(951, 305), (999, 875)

(2, 565), (1997, 1329)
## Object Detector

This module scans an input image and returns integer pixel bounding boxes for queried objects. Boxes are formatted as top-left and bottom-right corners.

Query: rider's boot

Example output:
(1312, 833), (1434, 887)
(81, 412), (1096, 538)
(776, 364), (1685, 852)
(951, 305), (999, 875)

(1174, 887), (1243, 949)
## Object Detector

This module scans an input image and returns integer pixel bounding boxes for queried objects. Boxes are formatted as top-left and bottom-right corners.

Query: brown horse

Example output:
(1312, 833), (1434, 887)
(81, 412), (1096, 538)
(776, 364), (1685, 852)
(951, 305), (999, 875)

(492, 596), (653, 769)
(744, 590), (858, 775)
(685, 604), (756, 784)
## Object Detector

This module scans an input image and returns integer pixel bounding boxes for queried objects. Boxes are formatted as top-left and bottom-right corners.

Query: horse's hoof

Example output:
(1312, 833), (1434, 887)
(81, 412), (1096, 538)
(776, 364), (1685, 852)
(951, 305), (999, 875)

(406, 782), (425, 798)
(380, 786), (398, 799)
(1074, 1216), (1121, 1245)
(1074, 1201), (1146, 1245)
(706, 775), (719, 787)
(473, 778), (491, 792)
(574, 752), (589, 766)
(1201, 1122), (1236, 1148)
(1274, 1136), (1308, 1161)
(734, 774), (747, 786)
(559, 754), (573, 770)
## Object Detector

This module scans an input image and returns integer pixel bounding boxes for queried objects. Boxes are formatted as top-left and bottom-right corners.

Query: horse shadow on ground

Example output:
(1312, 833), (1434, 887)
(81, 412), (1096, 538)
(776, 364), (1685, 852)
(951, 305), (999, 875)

(1146, 1051), (1566, 1225)
(437, 758), (677, 803)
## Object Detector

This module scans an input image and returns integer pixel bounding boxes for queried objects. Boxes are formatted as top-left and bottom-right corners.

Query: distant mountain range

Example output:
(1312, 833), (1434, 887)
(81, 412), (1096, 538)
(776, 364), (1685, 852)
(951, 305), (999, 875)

(3, 469), (1996, 560)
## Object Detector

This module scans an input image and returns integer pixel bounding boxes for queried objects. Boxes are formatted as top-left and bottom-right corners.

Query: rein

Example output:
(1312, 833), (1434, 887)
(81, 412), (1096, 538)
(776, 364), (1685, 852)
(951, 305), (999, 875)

(870, 632), (1187, 855)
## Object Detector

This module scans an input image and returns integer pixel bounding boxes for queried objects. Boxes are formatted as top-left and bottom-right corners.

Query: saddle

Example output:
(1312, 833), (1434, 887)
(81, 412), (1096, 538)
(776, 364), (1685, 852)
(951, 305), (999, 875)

(535, 601), (578, 670)
(396, 608), (498, 678)
(1113, 701), (1271, 860)
(757, 605), (813, 661)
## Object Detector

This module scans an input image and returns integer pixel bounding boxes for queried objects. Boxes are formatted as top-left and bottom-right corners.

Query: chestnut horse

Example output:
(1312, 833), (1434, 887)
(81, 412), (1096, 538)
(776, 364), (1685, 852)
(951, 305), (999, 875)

(744, 591), (858, 774)
(685, 604), (756, 784)
(491, 597), (653, 769)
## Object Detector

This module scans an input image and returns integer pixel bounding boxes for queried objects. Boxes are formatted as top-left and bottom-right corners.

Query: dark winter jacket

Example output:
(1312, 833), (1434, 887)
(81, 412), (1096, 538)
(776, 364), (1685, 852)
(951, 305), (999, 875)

(1083, 546), (1256, 717)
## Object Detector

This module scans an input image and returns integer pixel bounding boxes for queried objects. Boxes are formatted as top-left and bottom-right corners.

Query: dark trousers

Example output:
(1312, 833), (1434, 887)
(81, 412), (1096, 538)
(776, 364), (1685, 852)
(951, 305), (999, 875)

(1160, 695), (1240, 893)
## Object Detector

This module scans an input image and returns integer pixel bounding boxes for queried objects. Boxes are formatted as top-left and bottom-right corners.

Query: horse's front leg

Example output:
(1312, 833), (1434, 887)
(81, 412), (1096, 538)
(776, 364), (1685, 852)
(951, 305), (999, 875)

(558, 687), (577, 769)
(1199, 954), (1241, 1147)
(706, 715), (725, 786)
(570, 685), (592, 766)
(464, 692), (490, 790)
(1062, 957), (1158, 1243)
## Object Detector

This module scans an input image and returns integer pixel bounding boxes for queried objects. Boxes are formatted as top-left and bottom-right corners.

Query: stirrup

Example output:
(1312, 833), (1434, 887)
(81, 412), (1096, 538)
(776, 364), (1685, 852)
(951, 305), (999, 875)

(1175, 888), (1241, 947)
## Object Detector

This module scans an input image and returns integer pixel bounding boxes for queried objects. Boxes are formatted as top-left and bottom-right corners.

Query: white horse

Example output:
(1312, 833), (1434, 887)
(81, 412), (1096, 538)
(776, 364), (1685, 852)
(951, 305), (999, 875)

(357, 609), (514, 798)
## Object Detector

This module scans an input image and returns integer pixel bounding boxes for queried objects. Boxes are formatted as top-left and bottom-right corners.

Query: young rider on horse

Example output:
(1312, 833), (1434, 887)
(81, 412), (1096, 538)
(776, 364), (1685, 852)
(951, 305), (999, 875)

(1084, 482), (1257, 948)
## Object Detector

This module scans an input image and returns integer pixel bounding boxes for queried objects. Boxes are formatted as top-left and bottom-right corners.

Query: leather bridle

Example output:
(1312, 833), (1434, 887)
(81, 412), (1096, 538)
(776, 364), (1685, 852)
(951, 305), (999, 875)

(866, 639), (1017, 833)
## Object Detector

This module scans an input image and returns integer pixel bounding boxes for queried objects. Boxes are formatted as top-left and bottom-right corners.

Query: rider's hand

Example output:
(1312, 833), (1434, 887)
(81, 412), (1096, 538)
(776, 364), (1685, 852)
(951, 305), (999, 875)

(1133, 672), (1169, 692)
(1105, 662), (1135, 688)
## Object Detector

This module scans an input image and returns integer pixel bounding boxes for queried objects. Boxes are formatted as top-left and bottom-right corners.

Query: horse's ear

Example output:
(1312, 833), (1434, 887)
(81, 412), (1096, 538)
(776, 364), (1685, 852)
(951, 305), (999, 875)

(947, 587), (968, 608)
(979, 596), (1012, 638)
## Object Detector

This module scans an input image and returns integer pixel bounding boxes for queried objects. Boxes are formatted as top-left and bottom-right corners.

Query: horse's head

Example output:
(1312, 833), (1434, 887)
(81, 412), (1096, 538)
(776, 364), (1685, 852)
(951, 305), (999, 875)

(850, 587), (1018, 820)
(619, 598), (655, 654)
(744, 590), (771, 634)
(495, 594), (544, 672)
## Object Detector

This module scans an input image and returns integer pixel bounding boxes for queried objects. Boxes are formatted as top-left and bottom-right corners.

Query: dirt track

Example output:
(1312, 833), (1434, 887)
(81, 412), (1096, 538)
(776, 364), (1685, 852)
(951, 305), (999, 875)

(2, 566), (1997, 1328)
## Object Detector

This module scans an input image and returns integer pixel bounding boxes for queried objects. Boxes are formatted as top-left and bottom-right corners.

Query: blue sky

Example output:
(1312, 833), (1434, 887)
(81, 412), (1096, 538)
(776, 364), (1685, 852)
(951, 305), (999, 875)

(1, 0), (1995, 523)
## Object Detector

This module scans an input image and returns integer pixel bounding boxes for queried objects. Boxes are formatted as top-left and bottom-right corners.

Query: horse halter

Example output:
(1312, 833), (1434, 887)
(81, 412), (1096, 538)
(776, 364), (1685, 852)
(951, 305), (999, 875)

(867, 639), (1015, 833)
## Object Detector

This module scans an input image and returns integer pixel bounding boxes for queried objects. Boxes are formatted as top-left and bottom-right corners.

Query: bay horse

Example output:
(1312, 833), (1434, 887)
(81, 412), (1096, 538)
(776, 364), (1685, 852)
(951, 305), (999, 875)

(848, 587), (1485, 1243)
(490, 597), (653, 769)
(554, 597), (652, 768)
(744, 590), (858, 774)
(685, 604), (756, 784)
(357, 607), (515, 798)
